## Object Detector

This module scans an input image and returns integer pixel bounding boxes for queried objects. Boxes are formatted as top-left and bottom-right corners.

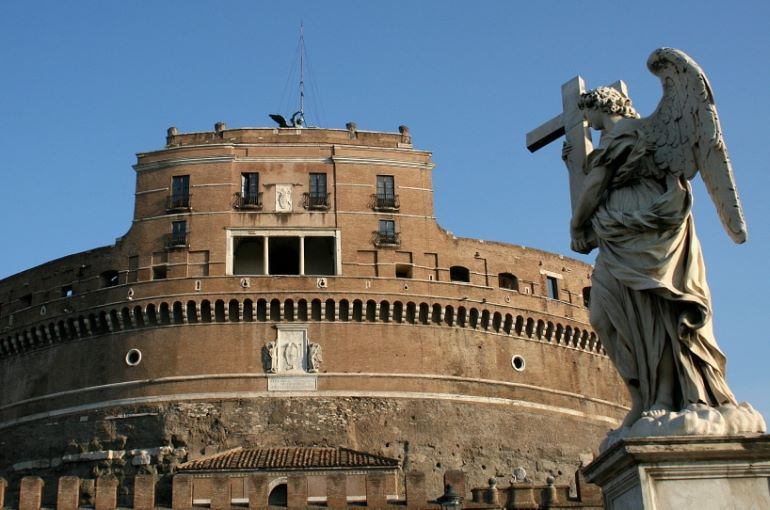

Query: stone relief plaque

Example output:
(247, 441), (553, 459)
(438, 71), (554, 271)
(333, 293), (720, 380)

(263, 325), (322, 391)
(275, 184), (293, 212)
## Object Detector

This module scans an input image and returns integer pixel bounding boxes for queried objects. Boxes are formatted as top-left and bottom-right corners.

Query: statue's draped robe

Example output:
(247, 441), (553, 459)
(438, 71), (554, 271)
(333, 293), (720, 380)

(588, 122), (735, 410)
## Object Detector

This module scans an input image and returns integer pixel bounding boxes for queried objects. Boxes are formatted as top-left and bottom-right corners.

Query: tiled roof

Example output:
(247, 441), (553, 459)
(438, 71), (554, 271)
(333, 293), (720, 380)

(178, 447), (400, 472)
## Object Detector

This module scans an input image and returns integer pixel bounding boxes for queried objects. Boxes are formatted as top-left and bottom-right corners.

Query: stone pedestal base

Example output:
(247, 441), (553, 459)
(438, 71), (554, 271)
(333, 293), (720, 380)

(583, 435), (770, 510)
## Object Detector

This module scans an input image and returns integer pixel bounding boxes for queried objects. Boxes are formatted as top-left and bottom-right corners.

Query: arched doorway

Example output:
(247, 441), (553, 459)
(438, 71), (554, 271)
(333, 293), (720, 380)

(268, 482), (288, 507)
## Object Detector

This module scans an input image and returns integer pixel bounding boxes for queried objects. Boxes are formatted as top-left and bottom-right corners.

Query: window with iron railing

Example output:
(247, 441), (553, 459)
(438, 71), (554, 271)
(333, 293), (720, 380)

(166, 220), (188, 249)
(304, 172), (330, 210)
(374, 219), (400, 247)
(373, 175), (399, 210)
(168, 175), (191, 211)
(235, 172), (263, 209)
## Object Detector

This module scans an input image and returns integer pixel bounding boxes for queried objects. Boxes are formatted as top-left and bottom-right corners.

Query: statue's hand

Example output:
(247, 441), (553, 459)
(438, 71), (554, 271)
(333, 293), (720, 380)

(571, 225), (594, 254)
(561, 141), (572, 162)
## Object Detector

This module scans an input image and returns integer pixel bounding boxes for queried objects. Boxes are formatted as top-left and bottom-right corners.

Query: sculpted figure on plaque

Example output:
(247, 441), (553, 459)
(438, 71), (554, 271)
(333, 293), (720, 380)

(557, 48), (764, 445)
(265, 341), (278, 374)
(307, 342), (322, 373)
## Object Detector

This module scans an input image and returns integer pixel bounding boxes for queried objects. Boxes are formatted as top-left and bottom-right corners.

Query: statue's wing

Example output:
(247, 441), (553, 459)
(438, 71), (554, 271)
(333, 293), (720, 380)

(642, 47), (747, 243)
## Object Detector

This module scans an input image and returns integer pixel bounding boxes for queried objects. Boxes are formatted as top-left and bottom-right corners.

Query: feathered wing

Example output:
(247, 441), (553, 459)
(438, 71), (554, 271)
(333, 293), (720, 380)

(641, 47), (747, 243)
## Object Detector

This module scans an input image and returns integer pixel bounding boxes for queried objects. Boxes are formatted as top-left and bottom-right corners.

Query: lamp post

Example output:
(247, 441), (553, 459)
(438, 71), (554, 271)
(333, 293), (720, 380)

(437, 484), (463, 510)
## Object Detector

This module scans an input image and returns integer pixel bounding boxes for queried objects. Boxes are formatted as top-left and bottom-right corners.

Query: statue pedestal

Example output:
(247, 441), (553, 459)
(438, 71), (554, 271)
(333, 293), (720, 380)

(583, 435), (770, 509)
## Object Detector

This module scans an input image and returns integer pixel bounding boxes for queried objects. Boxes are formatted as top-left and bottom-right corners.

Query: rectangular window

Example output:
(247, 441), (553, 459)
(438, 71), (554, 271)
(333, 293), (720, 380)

(306, 172), (329, 209)
(61, 285), (74, 298)
(546, 276), (559, 300)
(168, 220), (187, 248)
(152, 265), (167, 280)
(377, 219), (399, 246)
(375, 175), (398, 210)
(239, 172), (261, 207)
(170, 175), (190, 209)
(128, 255), (139, 283)
(310, 173), (327, 197)
(376, 175), (395, 197)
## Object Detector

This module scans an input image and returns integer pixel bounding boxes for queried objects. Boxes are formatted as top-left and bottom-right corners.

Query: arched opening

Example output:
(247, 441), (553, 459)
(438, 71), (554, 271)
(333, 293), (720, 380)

(444, 305), (454, 326)
(582, 286), (592, 307)
(352, 300), (363, 322)
(173, 301), (184, 324)
(187, 301), (198, 323)
(256, 299), (267, 321)
(339, 300), (350, 321)
(492, 312), (502, 332)
(379, 301), (390, 322)
(366, 300), (377, 322)
(449, 265), (470, 283)
(503, 314), (513, 334)
(229, 300), (240, 322)
(146, 305), (158, 326)
(243, 299), (254, 322)
(525, 317), (534, 338)
(311, 299), (322, 321)
(325, 299), (335, 321)
(284, 299), (295, 321)
(431, 304), (442, 324)
(405, 302), (416, 324)
(297, 299), (308, 321)
(457, 306), (467, 327)
(133, 306), (145, 327)
(418, 303), (429, 325)
(481, 310), (490, 330)
(121, 308), (132, 329)
(469, 308), (479, 328)
(514, 315), (524, 336)
(159, 303), (171, 325)
(270, 299), (281, 321)
(214, 300), (226, 322)
(200, 300), (212, 323)
(392, 301), (403, 323)
(267, 483), (287, 508)
(498, 272), (519, 291)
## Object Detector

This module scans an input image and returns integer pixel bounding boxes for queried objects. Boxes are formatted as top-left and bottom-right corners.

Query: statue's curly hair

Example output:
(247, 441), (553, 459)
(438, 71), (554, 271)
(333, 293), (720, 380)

(578, 87), (640, 119)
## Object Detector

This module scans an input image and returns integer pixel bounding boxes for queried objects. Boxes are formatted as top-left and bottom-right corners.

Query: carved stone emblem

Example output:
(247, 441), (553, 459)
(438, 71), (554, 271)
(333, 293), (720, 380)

(275, 184), (293, 212)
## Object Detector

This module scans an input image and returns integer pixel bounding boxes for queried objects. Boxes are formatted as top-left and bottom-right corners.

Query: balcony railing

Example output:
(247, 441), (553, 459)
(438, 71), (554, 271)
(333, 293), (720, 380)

(166, 194), (192, 212)
(234, 192), (263, 210)
(165, 232), (189, 250)
(371, 193), (400, 211)
(303, 192), (330, 210)
(373, 231), (401, 247)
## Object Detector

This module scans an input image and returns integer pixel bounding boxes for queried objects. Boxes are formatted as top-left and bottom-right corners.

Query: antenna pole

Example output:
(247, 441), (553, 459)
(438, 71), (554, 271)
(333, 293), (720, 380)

(299, 22), (305, 116)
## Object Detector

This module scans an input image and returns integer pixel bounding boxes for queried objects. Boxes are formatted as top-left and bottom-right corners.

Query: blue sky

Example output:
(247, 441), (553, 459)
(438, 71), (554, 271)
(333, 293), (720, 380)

(1, 2), (768, 419)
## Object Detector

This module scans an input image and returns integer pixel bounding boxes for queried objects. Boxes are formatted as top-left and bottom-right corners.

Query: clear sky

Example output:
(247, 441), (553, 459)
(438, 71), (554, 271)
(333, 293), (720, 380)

(1, 2), (768, 419)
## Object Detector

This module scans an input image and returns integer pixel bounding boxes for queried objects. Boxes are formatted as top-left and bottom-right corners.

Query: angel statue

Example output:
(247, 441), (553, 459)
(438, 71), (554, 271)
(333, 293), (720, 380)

(560, 48), (765, 446)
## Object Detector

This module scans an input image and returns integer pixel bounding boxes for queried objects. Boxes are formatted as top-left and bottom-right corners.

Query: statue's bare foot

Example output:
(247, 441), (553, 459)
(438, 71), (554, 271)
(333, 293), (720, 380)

(620, 386), (644, 428)
(642, 403), (673, 419)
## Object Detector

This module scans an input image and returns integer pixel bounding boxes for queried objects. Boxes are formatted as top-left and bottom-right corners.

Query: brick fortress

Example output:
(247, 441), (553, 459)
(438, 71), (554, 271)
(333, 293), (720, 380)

(0, 122), (628, 507)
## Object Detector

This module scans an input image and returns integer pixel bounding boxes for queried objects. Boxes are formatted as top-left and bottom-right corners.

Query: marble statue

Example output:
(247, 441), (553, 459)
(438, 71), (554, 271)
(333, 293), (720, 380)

(551, 48), (764, 447)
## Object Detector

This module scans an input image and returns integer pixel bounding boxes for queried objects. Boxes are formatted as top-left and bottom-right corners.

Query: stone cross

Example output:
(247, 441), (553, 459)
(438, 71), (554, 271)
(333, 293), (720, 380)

(526, 76), (627, 213)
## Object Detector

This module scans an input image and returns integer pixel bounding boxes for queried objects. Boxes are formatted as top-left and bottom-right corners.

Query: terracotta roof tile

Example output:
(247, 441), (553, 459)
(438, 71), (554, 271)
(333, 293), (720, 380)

(178, 447), (400, 472)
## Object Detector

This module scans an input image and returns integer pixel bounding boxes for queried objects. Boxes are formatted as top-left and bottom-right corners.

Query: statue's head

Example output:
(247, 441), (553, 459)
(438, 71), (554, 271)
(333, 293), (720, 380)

(578, 87), (640, 119)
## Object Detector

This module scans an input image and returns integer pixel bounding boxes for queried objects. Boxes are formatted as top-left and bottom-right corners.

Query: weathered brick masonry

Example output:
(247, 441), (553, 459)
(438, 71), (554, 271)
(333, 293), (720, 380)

(0, 124), (627, 506)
